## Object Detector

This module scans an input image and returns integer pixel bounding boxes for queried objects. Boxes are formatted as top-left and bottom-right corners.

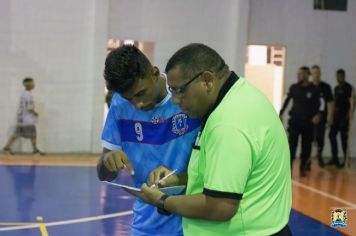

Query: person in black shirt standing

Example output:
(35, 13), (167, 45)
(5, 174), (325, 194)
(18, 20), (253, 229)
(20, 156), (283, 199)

(311, 65), (334, 168)
(328, 69), (355, 168)
(280, 66), (322, 176)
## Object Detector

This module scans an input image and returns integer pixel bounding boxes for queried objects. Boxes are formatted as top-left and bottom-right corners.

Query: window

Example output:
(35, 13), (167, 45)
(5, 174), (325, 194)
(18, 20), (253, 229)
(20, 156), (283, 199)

(314, 0), (347, 11)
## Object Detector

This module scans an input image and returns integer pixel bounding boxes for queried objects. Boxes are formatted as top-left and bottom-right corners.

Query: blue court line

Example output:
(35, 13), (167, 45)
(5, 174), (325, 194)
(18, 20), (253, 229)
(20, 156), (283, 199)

(290, 209), (346, 236)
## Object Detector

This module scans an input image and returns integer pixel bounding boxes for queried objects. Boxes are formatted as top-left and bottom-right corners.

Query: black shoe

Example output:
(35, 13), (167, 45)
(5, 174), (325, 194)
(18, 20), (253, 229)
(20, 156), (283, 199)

(3, 147), (14, 155)
(300, 164), (307, 177)
(325, 160), (338, 166)
(306, 163), (311, 171)
(317, 156), (325, 168)
(306, 160), (311, 171)
(33, 149), (45, 156)
(337, 162), (345, 169)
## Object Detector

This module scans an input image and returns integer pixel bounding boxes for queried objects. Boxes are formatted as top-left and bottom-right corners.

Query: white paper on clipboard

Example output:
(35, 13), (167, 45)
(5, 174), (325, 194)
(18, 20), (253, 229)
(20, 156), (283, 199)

(104, 181), (186, 195)
(160, 185), (186, 195)
(104, 181), (141, 192)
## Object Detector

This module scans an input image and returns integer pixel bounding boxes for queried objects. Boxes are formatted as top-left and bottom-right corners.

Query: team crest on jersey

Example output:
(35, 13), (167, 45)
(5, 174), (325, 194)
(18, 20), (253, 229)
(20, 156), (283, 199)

(306, 92), (312, 99)
(151, 116), (165, 124)
(331, 208), (347, 228)
(172, 113), (188, 135)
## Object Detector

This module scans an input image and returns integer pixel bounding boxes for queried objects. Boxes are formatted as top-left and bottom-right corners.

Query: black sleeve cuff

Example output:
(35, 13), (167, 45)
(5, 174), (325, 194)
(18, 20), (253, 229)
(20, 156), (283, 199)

(97, 159), (118, 181)
(203, 188), (243, 200)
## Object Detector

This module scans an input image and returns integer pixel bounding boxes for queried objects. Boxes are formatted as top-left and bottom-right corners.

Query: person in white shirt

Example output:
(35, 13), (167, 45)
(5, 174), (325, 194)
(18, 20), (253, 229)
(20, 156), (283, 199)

(3, 78), (44, 155)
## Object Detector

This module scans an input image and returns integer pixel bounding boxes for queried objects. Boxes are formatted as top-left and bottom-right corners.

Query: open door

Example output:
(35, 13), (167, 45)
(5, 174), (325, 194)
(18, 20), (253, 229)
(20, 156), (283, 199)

(245, 45), (286, 112)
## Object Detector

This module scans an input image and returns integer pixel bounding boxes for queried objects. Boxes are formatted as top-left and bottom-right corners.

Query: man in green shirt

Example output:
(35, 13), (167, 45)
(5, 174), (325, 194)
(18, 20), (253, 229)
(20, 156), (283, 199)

(135, 43), (292, 235)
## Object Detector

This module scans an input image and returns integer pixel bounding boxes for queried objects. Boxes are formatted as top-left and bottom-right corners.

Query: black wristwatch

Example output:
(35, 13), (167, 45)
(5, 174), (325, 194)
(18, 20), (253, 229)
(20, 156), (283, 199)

(157, 194), (171, 216)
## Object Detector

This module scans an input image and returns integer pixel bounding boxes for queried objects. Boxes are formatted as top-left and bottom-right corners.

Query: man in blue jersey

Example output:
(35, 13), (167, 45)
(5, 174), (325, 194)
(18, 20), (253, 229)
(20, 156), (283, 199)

(97, 44), (200, 236)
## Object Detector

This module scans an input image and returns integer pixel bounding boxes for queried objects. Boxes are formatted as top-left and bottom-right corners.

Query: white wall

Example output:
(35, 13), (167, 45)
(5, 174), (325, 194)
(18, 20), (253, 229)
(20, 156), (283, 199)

(248, 0), (356, 157)
(2, 0), (353, 156)
(0, 0), (108, 153)
(108, 0), (249, 74)
(0, 0), (248, 154)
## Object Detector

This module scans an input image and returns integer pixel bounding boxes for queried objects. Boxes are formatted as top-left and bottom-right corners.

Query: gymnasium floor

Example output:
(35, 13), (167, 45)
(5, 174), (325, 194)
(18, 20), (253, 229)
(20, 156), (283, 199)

(0, 154), (354, 236)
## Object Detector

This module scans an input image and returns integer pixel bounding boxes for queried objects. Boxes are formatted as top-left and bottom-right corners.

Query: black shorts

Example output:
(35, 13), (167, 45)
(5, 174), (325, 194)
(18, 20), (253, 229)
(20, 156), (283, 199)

(15, 125), (36, 139)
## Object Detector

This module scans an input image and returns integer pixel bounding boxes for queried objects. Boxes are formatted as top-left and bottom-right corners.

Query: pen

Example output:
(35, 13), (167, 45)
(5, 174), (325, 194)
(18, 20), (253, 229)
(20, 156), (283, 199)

(124, 164), (135, 175)
(151, 169), (177, 188)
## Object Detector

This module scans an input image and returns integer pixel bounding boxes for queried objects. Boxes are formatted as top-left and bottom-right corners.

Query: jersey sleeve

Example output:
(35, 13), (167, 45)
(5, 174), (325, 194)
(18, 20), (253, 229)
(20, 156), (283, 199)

(101, 101), (122, 151)
(203, 125), (252, 200)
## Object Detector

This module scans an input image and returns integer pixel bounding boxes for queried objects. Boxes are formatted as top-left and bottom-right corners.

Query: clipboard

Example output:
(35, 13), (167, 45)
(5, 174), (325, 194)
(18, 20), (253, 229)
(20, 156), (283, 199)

(104, 181), (186, 195)
(104, 181), (141, 193)
(160, 185), (186, 195)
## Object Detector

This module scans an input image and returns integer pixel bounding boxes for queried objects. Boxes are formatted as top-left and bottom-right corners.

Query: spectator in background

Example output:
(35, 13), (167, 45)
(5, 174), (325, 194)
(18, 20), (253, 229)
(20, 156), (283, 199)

(311, 65), (334, 168)
(3, 78), (44, 155)
(328, 69), (355, 168)
(280, 66), (322, 176)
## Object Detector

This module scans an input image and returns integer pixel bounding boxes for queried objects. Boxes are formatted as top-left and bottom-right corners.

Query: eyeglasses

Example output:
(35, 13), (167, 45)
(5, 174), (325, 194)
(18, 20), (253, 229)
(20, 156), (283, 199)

(168, 71), (205, 95)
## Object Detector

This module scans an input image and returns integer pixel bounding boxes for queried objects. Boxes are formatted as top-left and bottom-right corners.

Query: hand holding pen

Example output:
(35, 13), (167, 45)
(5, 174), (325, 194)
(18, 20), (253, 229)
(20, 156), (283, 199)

(149, 168), (178, 188)
(103, 150), (135, 175)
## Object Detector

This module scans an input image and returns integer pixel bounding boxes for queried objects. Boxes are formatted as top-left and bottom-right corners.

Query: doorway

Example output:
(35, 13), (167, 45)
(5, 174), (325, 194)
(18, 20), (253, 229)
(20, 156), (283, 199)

(244, 45), (286, 112)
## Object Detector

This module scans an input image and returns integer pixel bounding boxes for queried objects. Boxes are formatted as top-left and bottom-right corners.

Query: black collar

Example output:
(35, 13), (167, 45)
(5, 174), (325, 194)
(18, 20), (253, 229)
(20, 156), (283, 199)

(200, 71), (239, 131)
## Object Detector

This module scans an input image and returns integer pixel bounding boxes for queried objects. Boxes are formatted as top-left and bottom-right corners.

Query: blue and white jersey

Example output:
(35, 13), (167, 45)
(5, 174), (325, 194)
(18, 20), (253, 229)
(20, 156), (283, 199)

(102, 89), (200, 236)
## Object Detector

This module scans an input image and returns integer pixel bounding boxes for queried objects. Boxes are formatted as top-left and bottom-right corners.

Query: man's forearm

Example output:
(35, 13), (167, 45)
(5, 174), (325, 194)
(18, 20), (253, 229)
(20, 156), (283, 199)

(327, 101), (334, 120)
(279, 96), (291, 116)
(29, 110), (37, 115)
(164, 193), (238, 221)
(350, 95), (355, 116)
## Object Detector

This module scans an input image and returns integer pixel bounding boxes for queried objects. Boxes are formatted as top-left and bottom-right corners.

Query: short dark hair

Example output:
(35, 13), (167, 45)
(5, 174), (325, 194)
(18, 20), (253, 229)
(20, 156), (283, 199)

(23, 77), (33, 83)
(165, 43), (226, 79)
(299, 66), (310, 75)
(336, 69), (345, 77)
(311, 65), (320, 70)
(104, 45), (152, 93)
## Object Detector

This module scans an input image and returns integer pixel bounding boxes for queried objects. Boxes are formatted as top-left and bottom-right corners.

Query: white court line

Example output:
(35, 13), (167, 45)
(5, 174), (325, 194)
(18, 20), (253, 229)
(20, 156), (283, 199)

(1, 182), (354, 231)
(293, 180), (356, 209)
(0, 222), (36, 226)
(0, 210), (133, 231)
